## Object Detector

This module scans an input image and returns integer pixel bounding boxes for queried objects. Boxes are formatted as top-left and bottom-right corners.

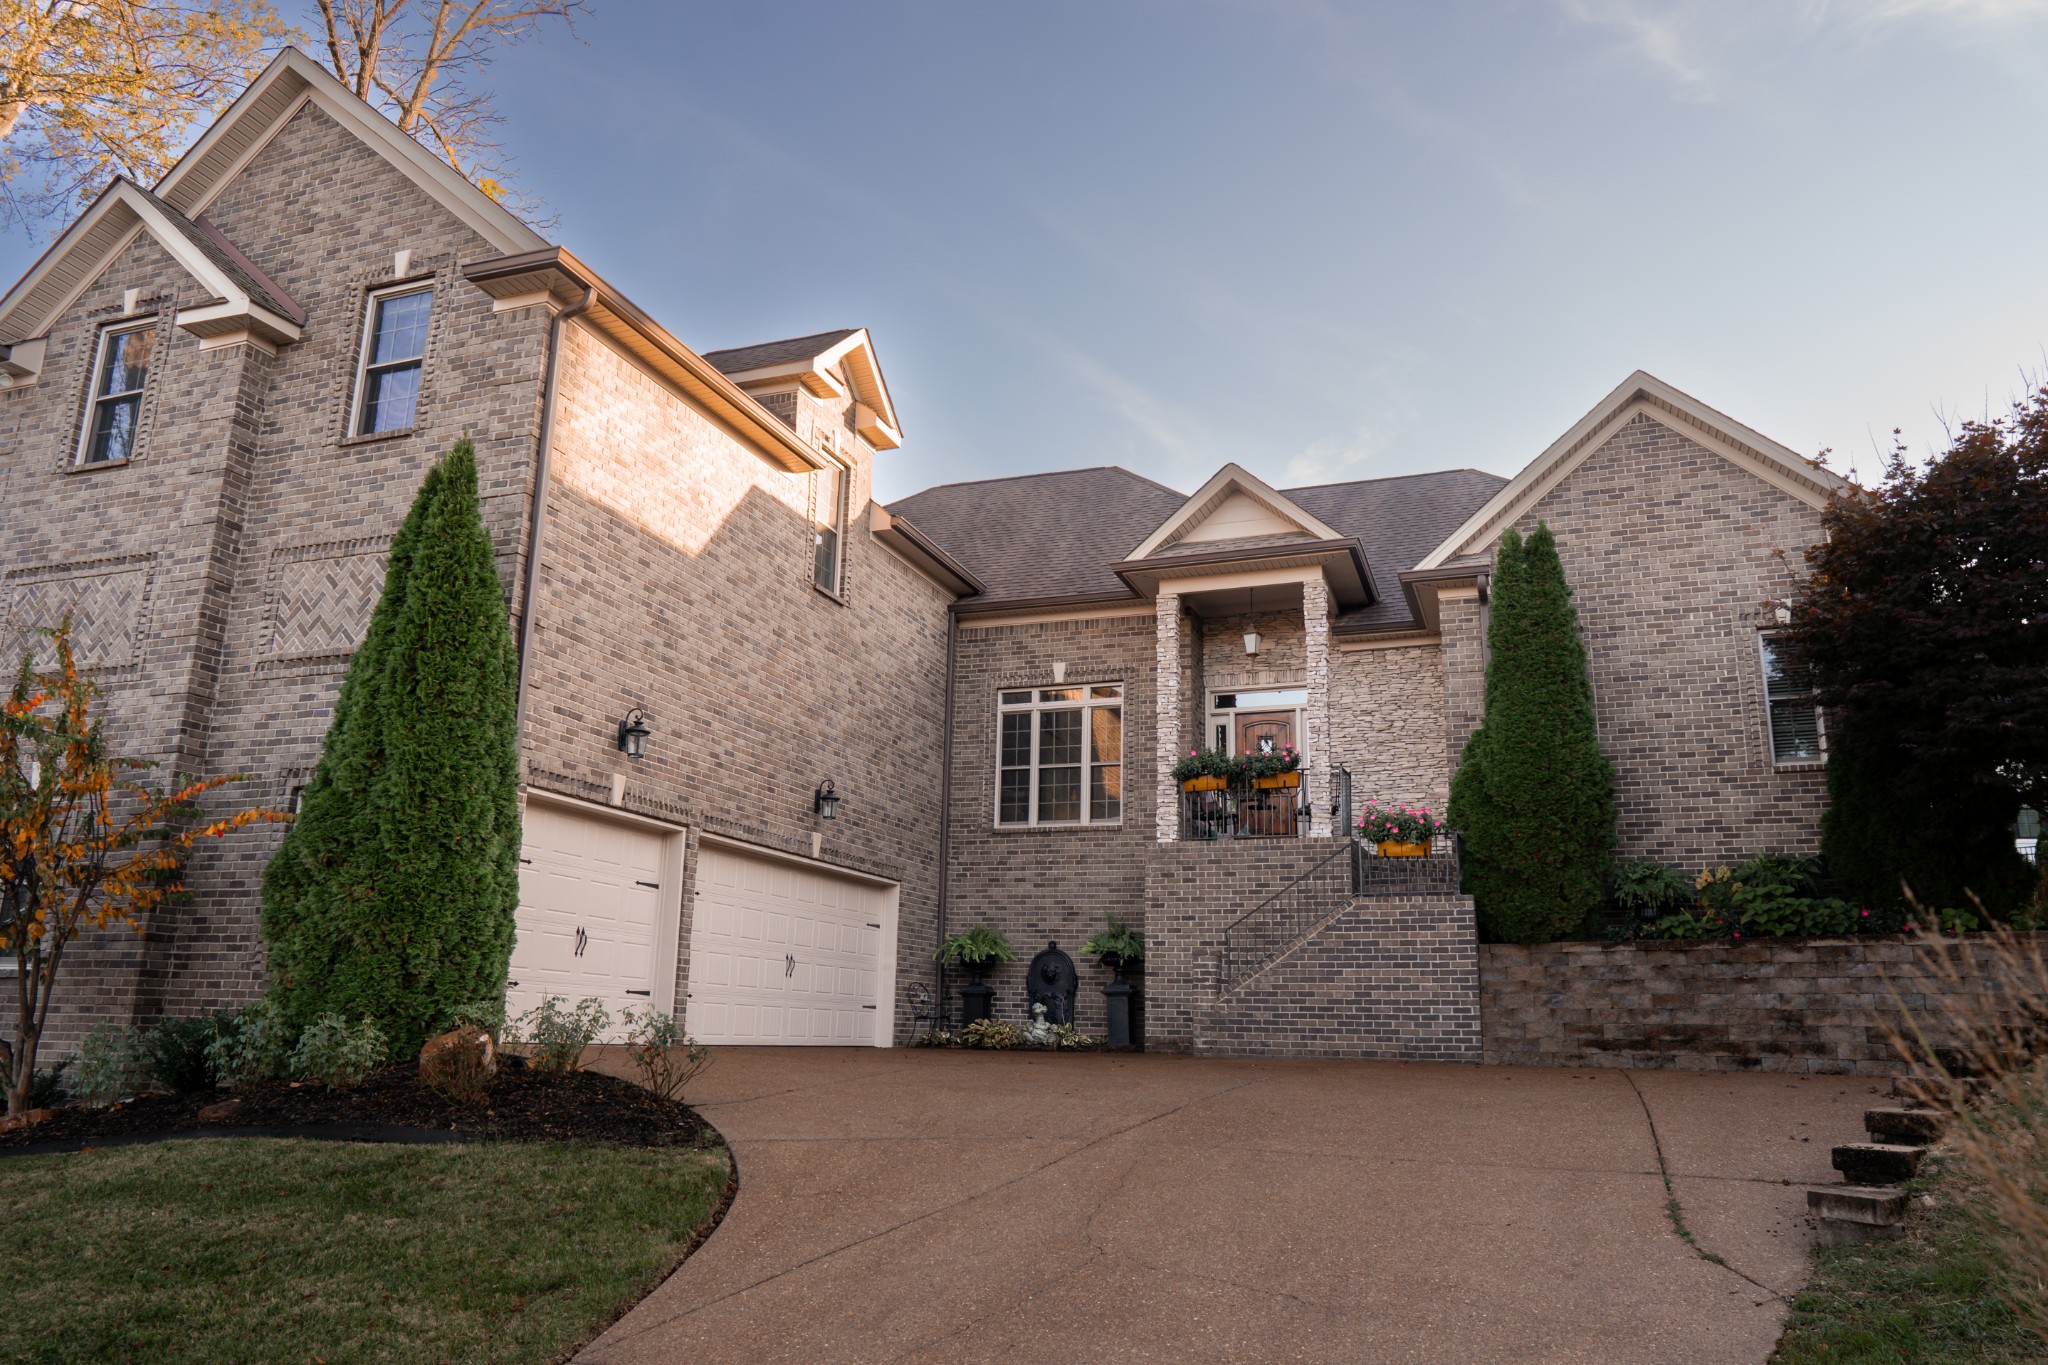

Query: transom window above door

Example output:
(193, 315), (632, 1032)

(997, 684), (1122, 827)
(1208, 687), (1308, 757)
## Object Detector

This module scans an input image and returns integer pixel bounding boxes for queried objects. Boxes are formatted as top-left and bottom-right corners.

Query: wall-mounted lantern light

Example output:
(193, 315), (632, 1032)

(813, 778), (840, 820)
(1243, 629), (1262, 658)
(616, 707), (651, 761)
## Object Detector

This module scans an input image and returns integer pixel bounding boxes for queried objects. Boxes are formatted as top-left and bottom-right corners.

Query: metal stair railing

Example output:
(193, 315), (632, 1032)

(1218, 840), (1354, 991)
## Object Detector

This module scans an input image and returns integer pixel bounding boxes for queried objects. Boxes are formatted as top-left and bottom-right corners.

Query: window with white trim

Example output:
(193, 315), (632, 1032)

(997, 685), (1123, 826)
(352, 284), (432, 435)
(812, 460), (846, 594)
(1759, 633), (1823, 764)
(78, 322), (156, 464)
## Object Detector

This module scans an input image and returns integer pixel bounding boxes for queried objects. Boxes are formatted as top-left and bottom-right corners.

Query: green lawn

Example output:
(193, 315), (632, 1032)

(1774, 1154), (2041, 1364)
(0, 1137), (729, 1365)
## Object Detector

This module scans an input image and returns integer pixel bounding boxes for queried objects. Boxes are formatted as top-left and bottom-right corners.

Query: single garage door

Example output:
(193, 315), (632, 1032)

(508, 802), (674, 1030)
(687, 842), (890, 1045)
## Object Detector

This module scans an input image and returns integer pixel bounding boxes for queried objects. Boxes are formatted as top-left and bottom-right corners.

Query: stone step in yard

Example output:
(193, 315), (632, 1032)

(1865, 1106), (1946, 1145)
(1833, 1143), (1925, 1186)
(1807, 1184), (1909, 1226)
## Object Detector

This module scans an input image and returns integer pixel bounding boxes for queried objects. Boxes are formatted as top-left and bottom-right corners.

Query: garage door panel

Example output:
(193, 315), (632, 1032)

(509, 806), (672, 1036)
(688, 844), (890, 1047)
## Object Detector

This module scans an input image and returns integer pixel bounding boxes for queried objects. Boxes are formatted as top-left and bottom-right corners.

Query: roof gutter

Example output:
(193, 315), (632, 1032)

(514, 284), (597, 733)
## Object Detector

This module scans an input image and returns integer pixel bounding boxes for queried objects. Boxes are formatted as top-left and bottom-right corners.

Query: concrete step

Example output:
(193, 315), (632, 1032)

(1807, 1185), (1908, 1226)
(1833, 1143), (1925, 1186)
(1816, 1216), (1906, 1248)
(1865, 1107), (1946, 1145)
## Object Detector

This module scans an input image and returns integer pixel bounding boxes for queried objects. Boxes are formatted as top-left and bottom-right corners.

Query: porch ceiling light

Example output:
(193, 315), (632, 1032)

(1243, 629), (1262, 657)
(616, 706), (652, 761)
(814, 778), (840, 820)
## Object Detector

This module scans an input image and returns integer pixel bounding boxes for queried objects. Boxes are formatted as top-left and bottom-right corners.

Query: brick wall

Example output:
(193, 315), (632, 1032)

(1444, 411), (1829, 869)
(1198, 896), (1481, 1061)
(1479, 935), (2047, 1074)
(943, 612), (1157, 1035)
(526, 323), (953, 1043)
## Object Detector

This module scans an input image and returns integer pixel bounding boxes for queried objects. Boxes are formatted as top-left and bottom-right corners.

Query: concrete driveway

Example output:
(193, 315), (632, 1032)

(579, 1050), (1883, 1364)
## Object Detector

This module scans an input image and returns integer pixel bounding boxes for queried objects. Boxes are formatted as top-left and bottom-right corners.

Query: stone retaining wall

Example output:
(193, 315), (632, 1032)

(1480, 934), (2048, 1074)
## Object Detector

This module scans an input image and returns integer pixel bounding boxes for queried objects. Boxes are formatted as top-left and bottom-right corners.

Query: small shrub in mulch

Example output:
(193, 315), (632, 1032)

(0, 1055), (717, 1152)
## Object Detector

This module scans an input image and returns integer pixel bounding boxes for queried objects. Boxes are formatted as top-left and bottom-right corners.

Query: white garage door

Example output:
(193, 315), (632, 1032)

(687, 843), (890, 1045)
(508, 803), (673, 1032)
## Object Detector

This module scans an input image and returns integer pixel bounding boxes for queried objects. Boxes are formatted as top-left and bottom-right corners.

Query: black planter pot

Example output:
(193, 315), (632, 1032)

(1099, 954), (1143, 1049)
(957, 963), (995, 1027)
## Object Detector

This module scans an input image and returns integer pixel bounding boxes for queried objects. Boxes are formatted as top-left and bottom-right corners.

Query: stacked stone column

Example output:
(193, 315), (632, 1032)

(1303, 575), (1332, 838)
(1155, 591), (1182, 843)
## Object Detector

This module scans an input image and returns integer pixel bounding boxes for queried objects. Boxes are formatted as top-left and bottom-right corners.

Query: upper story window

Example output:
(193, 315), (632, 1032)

(1759, 633), (1823, 765)
(997, 684), (1123, 827)
(78, 323), (156, 464)
(352, 285), (432, 435)
(813, 461), (845, 594)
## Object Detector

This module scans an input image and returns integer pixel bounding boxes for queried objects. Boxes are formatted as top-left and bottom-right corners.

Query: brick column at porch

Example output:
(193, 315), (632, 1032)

(1155, 590), (1182, 843)
(1304, 575), (1333, 838)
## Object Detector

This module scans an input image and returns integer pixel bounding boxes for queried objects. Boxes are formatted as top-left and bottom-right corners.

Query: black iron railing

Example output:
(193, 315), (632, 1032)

(1350, 833), (1463, 897)
(1180, 776), (1308, 841)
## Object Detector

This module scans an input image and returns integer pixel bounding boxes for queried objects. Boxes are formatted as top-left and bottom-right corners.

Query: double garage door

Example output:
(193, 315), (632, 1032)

(509, 801), (890, 1046)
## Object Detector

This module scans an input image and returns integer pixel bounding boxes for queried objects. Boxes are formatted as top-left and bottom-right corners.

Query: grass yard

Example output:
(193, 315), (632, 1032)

(1774, 1154), (2040, 1364)
(0, 1136), (730, 1365)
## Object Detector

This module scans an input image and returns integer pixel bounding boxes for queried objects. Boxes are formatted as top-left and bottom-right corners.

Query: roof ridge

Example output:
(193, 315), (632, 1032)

(701, 327), (857, 358)
(1283, 467), (1507, 494)
(896, 465), (1183, 498)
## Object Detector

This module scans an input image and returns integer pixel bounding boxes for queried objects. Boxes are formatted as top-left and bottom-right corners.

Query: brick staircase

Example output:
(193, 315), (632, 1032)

(1190, 839), (1481, 1061)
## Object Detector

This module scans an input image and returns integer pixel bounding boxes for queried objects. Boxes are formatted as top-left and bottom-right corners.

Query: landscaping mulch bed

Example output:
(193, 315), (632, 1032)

(0, 1056), (719, 1153)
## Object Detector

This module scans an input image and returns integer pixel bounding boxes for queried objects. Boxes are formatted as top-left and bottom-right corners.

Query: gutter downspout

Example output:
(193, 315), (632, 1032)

(934, 605), (957, 1029)
(514, 286), (597, 732)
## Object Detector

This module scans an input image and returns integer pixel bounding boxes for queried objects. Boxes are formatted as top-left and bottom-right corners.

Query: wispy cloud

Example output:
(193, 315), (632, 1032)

(1558, 0), (1714, 97)
(1284, 420), (1399, 487)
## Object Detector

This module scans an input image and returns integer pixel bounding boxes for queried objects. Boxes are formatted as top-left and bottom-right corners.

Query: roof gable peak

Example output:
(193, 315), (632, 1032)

(1125, 462), (1343, 561)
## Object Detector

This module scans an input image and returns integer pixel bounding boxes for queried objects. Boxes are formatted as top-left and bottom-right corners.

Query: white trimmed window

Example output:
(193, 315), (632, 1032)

(812, 460), (846, 594)
(997, 685), (1123, 826)
(1759, 633), (1823, 764)
(78, 323), (156, 464)
(352, 284), (433, 435)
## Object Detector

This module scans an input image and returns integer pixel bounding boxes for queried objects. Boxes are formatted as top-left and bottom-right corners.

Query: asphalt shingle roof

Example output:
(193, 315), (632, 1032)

(132, 183), (305, 323)
(891, 464), (1506, 631)
(702, 329), (858, 375)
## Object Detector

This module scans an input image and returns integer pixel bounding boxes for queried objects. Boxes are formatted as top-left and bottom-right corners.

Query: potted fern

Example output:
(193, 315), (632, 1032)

(934, 925), (1016, 1026)
(1083, 914), (1146, 1049)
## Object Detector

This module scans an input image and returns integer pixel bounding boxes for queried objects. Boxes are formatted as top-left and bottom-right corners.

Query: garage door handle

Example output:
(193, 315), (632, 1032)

(626, 989), (651, 996)
(636, 880), (660, 889)
(862, 1004), (877, 1010)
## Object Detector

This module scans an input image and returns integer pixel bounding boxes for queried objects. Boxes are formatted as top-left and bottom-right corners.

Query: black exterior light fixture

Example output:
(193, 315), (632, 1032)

(616, 706), (651, 760)
(813, 778), (840, 820)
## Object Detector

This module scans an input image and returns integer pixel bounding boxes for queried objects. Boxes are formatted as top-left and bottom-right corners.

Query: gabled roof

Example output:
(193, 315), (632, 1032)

(1124, 462), (1346, 560)
(889, 467), (1189, 608)
(0, 45), (540, 354)
(0, 178), (305, 362)
(1289, 469), (1509, 632)
(703, 327), (901, 450)
(1415, 370), (1853, 571)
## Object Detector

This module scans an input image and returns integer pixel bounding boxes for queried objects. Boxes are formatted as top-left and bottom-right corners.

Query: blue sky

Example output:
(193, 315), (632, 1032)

(10, 0), (2048, 501)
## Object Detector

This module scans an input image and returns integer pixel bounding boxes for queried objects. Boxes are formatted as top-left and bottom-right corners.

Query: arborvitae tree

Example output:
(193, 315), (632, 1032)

(1449, 522), (1617, 943)
(260, 441), (521, 1053)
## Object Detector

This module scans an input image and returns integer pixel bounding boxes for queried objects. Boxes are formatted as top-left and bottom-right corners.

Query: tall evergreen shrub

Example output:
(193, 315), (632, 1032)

(1448, 523), (1617, 943)
(261, 441), (521, 1054)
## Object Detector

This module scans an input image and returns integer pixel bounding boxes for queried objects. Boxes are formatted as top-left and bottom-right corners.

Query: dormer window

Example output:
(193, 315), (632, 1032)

(352, 284), (432, 435)
(78, 322), (155, 464)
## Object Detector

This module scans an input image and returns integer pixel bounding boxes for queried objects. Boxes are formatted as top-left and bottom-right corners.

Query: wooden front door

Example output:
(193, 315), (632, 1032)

(1235, 711), (1296, 759)
(1233, 711), (1299, 837)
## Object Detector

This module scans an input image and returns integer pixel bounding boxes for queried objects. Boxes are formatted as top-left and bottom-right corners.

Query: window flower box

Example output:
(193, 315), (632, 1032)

(1252, 771), (1301, 790)
(1358, 800), (1447, 855)
(1377, 839), (1431, 857)
(1181, 774), (1229, 793)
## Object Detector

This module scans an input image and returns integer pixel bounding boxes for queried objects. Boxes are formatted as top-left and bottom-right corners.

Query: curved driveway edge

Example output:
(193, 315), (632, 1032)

(580, 1050), (1880, 1364)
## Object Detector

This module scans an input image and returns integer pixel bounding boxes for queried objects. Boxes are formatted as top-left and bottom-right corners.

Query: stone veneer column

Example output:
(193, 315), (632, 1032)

(1155, 591), (1182, 843)
(1303, 575), (1333, 837)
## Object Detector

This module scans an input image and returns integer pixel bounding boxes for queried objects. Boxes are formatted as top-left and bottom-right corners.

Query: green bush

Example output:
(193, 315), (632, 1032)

(142, 1013), (234, 1094)
(70, 1021), (148, 1106)
(620, 1006), (710, 1103)
(27, 1059), (68, 1108)
(205, 998), (296, 1090)
(260, 441), (522, 1056)
(1449, 524), (1617, 943)
(289, 1013), (388, 1090)
(1608, 858), (1693, 921)
(510, 996), (610, 1079)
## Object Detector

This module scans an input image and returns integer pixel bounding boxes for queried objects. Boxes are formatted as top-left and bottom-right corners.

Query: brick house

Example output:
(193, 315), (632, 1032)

(0, 53), (1850, 1060)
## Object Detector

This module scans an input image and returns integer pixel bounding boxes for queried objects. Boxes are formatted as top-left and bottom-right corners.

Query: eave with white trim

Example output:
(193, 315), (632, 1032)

(715, 328), (903, 450)
(1125, 462), (1346, 560)
(0, 179), (306, 382)
(461, 247), (830, 474)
